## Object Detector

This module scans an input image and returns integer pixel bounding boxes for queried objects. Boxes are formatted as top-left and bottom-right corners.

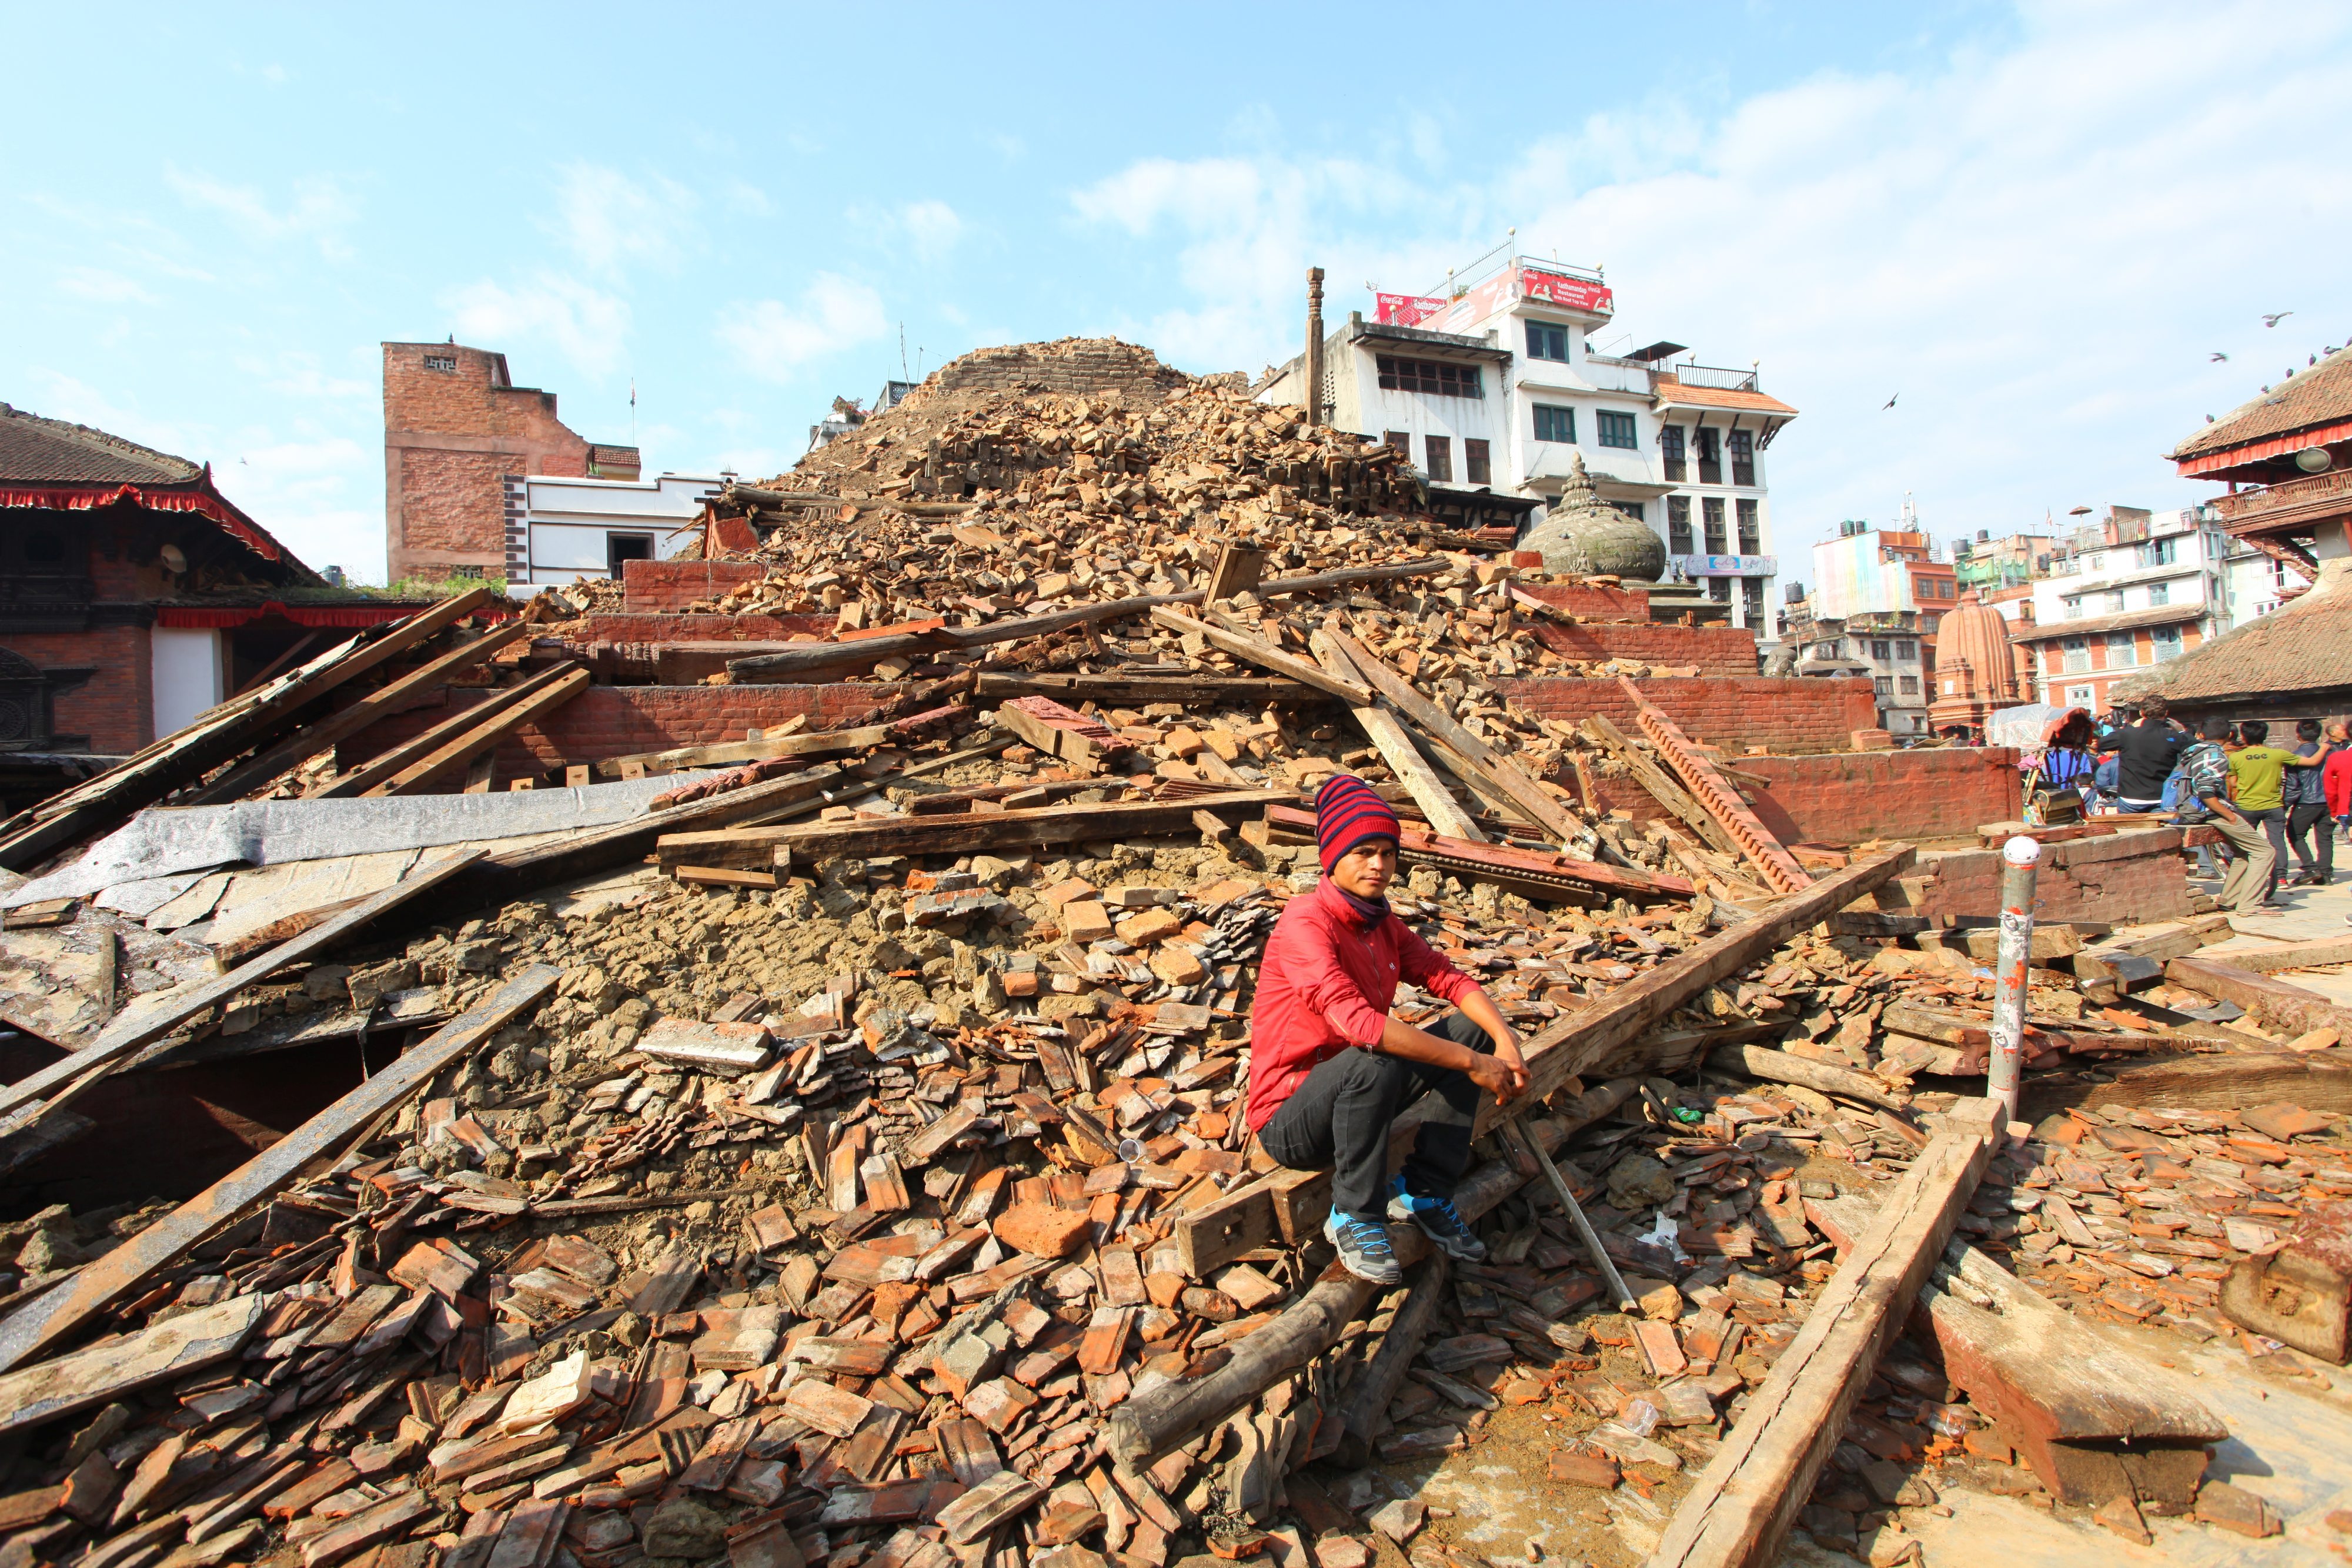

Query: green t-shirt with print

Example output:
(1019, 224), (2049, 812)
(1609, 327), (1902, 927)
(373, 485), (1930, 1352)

(2227, 745), (2298, 813)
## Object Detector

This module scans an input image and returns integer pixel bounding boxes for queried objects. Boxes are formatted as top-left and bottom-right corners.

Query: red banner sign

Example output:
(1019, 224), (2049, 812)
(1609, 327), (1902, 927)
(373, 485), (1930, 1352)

(1375, 293), (1450, 327)
(1518, 265), (1613, 314)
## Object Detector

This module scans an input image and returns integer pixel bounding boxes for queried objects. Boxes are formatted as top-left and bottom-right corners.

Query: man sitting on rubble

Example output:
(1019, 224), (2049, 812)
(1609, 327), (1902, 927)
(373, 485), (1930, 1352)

(1244, 774), (1529, 1285)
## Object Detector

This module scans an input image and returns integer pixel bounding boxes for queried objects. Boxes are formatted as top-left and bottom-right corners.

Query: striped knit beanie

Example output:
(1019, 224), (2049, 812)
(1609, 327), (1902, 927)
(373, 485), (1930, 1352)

(1315, 774), (1401, 871)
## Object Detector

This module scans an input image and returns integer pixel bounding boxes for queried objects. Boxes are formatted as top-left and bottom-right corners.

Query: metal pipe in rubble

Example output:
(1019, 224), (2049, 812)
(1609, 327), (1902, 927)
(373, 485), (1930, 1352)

(1986, 834), (2043, 1126)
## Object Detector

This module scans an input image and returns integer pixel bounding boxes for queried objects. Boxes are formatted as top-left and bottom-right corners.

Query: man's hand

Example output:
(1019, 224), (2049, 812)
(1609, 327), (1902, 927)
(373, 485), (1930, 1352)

(1468, 1054), (1527, 1105)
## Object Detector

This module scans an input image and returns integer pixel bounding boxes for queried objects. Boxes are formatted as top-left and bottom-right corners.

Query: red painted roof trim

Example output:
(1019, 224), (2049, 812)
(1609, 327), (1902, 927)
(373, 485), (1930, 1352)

(2175, 416), (2352, 477)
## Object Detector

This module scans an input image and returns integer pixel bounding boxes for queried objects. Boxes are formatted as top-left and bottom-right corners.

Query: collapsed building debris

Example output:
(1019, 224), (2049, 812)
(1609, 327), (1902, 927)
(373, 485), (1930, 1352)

(0, 341), (2347, 1568)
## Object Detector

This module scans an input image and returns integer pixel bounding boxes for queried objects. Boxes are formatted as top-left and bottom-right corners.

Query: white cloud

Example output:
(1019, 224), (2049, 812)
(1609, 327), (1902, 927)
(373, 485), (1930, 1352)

(898, 200), (963, 263)
(849, 199), (967, 265)
(164, 166), (358, 257)
(716, 275), (890, 383)
(215, 437), (379, 580)
(57, 268), (158, 305)
(551, 163), (697, 277)
(443, 273), (633, 379)
(1070, 1), (2352, 541)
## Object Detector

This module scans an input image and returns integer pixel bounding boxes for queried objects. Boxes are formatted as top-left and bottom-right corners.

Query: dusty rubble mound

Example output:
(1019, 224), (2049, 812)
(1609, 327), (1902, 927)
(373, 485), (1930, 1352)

(2, 337), (2350, 1568)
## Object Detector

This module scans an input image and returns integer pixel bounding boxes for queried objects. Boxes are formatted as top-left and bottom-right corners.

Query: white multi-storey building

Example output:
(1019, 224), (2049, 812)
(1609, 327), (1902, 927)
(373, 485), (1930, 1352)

(2011, 506), (2234, 713)
(504, 471), (728, 586)
(1258, 251), (1797, 637)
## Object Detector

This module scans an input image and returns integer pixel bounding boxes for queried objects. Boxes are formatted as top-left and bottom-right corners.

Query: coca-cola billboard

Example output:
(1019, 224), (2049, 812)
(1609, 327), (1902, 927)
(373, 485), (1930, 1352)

(1374, 293), (1451, 327)
(1518, 265), (1613, 314)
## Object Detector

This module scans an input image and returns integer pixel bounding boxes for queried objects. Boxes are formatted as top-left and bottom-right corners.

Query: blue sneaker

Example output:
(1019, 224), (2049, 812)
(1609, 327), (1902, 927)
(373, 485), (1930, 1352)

(1322, 1209), (1402, 1285)
(1388, 1176), (1487, 1262)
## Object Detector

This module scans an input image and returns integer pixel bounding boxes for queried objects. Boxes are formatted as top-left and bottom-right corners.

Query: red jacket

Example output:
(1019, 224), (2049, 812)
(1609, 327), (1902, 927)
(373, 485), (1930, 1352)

(2326, 745), (2352, 817)
(1244, 878), (1480, 1131)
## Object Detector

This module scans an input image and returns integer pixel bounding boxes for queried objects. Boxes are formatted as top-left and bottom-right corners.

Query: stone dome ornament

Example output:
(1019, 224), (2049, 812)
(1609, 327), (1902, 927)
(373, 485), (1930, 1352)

(1520, 454), (1668, 581)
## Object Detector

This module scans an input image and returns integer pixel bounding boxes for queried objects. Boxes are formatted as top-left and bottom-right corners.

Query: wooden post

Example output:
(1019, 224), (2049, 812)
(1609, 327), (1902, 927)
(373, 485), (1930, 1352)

(1645, 1098), (2004, 1568)
(1304, 268), (1327, 427)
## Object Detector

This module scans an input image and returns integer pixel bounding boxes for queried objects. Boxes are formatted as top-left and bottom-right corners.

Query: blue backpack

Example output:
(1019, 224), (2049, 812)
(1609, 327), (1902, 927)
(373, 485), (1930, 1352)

(2093, 753), (2122, 794)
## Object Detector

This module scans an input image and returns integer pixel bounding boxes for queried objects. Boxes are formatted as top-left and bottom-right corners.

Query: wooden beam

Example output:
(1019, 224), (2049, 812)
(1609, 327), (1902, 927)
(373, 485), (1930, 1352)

(0, 589), (494, 871)
(1620, 677), (1812, 894)
(0, 1293), (269, 1435)
(974, 673), (1324, 708)
(0, 965), (559, 1374)
(1579, 714), (1744, 861)
(591, 707), (960, 779)
(429, 737), (1019, 919)
(1475, 848), (1916, 1136)
(1308, 630), (1484, 841)
(727, 558), (1452, 682)
(374, 665), (591, 795)
(2165, 955), (2352, 1039)
(693, 791), (1294, 872)
(1327, 630), (1591, 851)
(1148, 607), (1372, 707)
(308, 660), (576, 798)
(1334, 1252), (1450, 1467)
(0, 850), (484, 1138)
(1923, 1241), (2226, 1506)
(1107, 1079), (1635, 1465)
(1205, 542), (1266, 602)
(1646, 1098), (2003, 1568)
(2200, 934), (2352, 973)
(1262, 804), (1692, 903)
(191, 618), (533, 804)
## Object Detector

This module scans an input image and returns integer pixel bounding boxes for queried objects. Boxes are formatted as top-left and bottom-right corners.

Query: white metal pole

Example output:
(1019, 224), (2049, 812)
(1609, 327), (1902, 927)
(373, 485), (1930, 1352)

(1986, 835), (2043, 1126)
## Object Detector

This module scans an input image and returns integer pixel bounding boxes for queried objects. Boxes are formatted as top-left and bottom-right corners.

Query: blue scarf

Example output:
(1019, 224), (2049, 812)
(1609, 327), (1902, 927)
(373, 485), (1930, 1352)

(1335, 886), (1391, 927)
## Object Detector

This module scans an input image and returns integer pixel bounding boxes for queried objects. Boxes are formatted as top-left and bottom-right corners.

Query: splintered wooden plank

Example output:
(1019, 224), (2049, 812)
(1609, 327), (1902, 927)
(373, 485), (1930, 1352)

(1173, 1175), (1280, 1279)
(1924, 1243), (2225, 1504)
(1308, 630), (1484, 842)
(193, 617), (534, 805)
(1477, 850), (1915, 1137)
(0, 588), (494, 871)
(1646, 1099), (2003, 1568)
(1148, 606), (1372, 706)
(376, 664), (590, 796)
(0, 850), (489, 1159)
(1328, 628), (1588, 847)
(737, 791), (1291, 865)
(2167, 955), (2352, 1039)
(0, 1293), (266, 1434)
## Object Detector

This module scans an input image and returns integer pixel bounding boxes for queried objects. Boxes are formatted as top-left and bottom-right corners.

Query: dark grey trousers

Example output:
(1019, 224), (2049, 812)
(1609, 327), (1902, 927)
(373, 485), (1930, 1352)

(1255, 1011), (1492, 1222)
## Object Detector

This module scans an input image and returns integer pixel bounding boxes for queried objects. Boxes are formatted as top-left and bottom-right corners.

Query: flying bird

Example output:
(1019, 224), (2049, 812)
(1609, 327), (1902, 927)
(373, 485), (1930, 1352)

(2210, 352), (2229, 362)
(1882, 393), (1899, 410)
(2263, 312), (2293, 327)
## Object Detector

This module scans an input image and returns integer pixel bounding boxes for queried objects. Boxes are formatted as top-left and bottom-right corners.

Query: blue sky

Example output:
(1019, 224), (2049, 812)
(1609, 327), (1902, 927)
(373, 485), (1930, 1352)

(8, 1), (2351, 583)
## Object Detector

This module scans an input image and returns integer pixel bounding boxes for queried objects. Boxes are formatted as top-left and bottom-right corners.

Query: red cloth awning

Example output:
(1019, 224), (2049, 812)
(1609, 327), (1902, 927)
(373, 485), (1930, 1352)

(0, 480), (280, 561)
(2175, 417), (2352, 477)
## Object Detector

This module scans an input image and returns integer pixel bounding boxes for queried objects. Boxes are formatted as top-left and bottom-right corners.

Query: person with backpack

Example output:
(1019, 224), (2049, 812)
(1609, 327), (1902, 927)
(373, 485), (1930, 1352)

(2097, 696), (2189, 815)
(2176, 716), (2274, 913)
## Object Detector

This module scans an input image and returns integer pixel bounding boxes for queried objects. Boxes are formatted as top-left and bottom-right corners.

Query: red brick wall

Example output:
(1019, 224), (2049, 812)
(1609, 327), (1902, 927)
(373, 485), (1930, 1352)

(1529, 620), (1756, 676)
(622, 560), (773, 610)
(383, 342), (596, 582)
(2, 625), (153, 753)
(339, 683), (899, 778)
(578, 612), (833, 644)
(1518, 582), (1651, 620)
(1582, 747), (2022, 847)
(1496, 676), (1879, 755)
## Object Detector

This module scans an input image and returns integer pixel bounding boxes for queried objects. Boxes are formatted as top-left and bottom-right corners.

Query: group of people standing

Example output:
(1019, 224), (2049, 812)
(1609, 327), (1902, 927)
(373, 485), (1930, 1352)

(2082, 696), (2351, 913)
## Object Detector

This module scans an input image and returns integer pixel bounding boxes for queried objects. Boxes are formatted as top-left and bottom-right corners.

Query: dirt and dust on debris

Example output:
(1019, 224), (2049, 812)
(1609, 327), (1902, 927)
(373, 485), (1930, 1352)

(0, 337), (2347, 1568)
